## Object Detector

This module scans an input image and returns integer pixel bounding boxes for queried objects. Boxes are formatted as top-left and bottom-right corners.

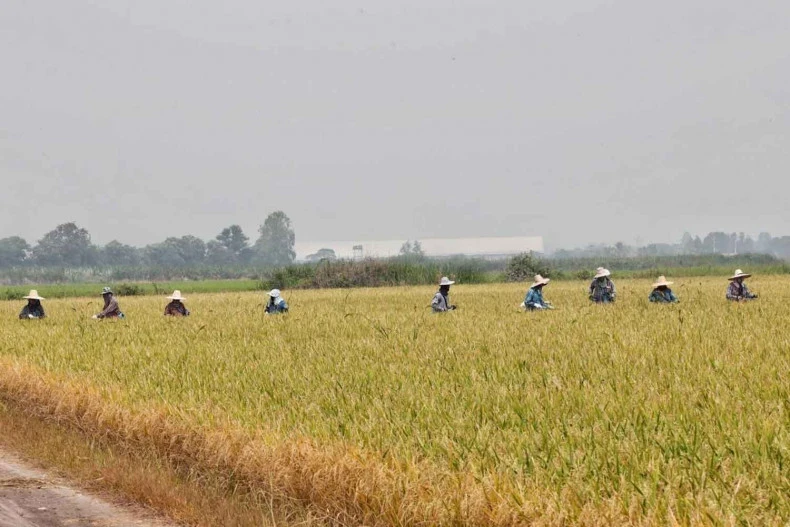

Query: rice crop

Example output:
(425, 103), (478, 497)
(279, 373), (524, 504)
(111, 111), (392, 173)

(0, 277), (788, 525)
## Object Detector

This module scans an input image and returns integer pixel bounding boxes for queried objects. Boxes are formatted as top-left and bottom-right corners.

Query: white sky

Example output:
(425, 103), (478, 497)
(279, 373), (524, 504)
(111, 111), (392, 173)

(1, 1), (789, 250)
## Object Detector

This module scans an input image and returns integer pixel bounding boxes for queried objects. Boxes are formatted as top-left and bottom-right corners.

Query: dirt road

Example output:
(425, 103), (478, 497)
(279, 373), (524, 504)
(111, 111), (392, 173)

(0, 447), (173, 527)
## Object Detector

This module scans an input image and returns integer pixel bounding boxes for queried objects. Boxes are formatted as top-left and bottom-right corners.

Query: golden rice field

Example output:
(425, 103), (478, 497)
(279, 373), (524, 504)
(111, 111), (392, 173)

(0, 277), (788, 525)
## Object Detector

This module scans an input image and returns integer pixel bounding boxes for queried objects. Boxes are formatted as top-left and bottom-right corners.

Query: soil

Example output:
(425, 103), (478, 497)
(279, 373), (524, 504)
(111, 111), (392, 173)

(0, 447), (173, 527)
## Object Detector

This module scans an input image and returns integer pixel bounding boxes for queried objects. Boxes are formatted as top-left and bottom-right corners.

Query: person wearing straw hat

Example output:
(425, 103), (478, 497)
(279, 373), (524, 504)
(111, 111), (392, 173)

(649, 276), (679, 303)
(726, 269), (758, 301)
(18, 290), (46, 319)
(432, 277), (457, 312)
(164, 290), (190, 316)
(265, 289), (289, 314)
(589, 267), (616, 304)
(93, 287), (125, 319)
(522, 275), (553, 311)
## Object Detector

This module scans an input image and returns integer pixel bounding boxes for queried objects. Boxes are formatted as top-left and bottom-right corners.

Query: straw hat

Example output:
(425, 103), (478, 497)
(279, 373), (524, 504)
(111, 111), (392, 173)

(23, 290), (45, 300)
(530, 275), (550, 288)
(594, 267), (611, 279)
(439, 277), (455, 286)
(269, 289), (282, 298)
(101, 287), (113, 295)
(729, 269), (751, 280)
(167, 290), (186, 301)
(652, 276), (673, 288)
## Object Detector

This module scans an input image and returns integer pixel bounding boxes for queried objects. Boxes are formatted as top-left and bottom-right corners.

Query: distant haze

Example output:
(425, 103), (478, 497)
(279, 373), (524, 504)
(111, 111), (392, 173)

(2, 1), (789, 251)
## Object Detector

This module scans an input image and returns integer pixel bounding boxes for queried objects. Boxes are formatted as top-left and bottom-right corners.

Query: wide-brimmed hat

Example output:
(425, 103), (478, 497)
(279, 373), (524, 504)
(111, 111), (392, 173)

(729, 269), (752, 280)
(594, 267), (611, 279)
(167, 290), (186, 301)
(23, 290), (45, 300)
(652, 276), (673, 288)
(101, 287), (113, 295)
(269, 289), (282, 298)
(531, 275), (550, 288)
(439, 277), (455, 286)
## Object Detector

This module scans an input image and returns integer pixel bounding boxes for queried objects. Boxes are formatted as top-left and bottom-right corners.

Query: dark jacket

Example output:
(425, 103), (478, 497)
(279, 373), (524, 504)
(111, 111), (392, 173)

(19, 302), (45, 319)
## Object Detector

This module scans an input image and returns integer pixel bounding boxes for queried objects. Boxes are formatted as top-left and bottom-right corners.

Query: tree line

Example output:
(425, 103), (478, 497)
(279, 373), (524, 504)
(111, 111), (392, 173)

(551, 231), (790, 259)
(0, 211), (296, 269)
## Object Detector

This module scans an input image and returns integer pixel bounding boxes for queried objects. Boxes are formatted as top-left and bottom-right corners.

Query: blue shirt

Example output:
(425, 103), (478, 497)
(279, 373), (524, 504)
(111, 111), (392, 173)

(589, 278), (616, 303)
(524, 288), (549, 310)
(649, 288), (678, 303)
(265, 298), (289, 314)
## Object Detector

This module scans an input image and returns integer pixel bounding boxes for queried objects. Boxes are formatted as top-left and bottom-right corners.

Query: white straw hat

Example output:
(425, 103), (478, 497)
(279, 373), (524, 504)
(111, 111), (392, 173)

(439, 277), (455, 286)
(269, 289), (282, 298)
(652, 276), (673, 288)
(23, 290), (45, 300)
(101, 287), (113, 295)
(166, 290), (186, 300)
(530, 275), (550, 288)
(729, 269), (752, 280)
(594, 267), (611, 279)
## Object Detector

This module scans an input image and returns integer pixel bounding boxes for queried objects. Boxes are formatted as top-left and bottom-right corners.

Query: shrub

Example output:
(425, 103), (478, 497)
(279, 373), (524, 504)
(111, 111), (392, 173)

(505, 253), (553, 282)
(115, 283), (144, 296)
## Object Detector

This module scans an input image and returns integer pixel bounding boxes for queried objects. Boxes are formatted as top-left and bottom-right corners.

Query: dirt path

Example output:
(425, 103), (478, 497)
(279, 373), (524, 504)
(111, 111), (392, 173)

(0, 447), (174, 527)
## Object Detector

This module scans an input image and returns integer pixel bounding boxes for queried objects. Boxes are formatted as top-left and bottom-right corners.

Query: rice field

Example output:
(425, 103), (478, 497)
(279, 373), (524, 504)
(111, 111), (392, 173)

(0, 277), (788, 525)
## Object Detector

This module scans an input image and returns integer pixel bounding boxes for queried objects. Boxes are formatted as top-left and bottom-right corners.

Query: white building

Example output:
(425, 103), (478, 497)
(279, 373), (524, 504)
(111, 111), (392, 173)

(295, 236), (543, 261)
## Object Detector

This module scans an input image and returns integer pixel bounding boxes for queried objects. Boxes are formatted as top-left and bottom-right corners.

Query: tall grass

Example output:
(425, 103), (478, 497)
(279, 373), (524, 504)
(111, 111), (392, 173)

(0, 278), (788, 524)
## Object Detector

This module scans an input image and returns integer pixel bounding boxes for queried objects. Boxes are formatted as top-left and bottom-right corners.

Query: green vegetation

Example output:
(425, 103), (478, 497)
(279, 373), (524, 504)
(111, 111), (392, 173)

(0, 279), (260, 301)
(0, 279), (788, 524)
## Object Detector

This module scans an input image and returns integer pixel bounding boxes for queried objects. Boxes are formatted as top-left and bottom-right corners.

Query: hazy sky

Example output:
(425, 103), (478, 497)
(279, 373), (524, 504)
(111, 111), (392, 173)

(2, 1), (789, 250)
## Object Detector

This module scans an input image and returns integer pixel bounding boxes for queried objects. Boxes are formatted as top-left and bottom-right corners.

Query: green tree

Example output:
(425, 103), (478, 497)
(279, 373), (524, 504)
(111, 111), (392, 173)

(144, 239), (186, 267)
(215, 225), (251, 263)
(101, 240), (141, 266)
(254, 211), (296, 267)
(206, 240), (235, 265)
(0, 236), (30, 267)
(32, 222), (96, 266)
(306, 248), (337, 262)
(399, 240), (426, 259)
(175, 235), (207, 265)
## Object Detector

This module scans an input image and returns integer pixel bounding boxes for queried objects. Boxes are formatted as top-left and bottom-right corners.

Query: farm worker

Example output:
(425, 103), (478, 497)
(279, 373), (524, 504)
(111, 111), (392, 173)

(93, 287), (125, 319)
(265, 289), (289, 314)
(432, 277), (457, 312)
(18, 290), (46, 319)
(726, 269), (758, 301)
(522, 275), (553, 310)
(164, 290), (190, 316)
(649, 276), (679, 303)
(589, 267), (616, 303)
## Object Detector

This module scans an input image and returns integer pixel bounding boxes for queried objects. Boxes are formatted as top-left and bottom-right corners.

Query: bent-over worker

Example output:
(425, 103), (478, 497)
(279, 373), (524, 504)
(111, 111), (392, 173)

(522, 275), (553, 310)
(19, 290), (46, 319)
(649, 276), (679, 303)
(164, 290), (190, 316)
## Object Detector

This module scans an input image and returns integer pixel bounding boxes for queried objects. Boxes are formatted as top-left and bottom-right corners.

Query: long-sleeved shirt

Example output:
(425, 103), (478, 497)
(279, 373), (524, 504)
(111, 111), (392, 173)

(19, 303), (45, 319)
(97, 295), (123, 318)
(523, 288), (551, 310)
(431, 291), (453, 312)
(265, 298), (289, 314)
(589, 278), (616, 303)
(726, 281), (757, 301)
(649, 288), (678, 303)
(164, 301), (190, 316)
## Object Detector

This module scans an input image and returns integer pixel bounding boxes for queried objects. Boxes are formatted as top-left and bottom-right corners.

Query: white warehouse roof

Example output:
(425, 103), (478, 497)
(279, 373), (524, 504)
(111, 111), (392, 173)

(295, 236), (543, 261)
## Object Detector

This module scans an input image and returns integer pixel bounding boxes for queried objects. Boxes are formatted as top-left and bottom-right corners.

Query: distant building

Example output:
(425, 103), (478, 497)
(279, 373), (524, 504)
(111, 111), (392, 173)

(295, 236), (543, 261)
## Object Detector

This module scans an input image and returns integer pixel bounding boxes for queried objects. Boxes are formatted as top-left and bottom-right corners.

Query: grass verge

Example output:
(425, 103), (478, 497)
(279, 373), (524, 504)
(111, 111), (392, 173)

(0, 359), (570, 526)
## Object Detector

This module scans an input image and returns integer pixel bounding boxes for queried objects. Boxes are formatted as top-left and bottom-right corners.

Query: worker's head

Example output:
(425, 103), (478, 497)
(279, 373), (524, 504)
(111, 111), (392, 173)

(438, 277), (454, 294)
(23, 290), (44, 306)
(594, 267), (610, 281)
(729, 270), (751, 284)
(652, 276), (672, 291)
